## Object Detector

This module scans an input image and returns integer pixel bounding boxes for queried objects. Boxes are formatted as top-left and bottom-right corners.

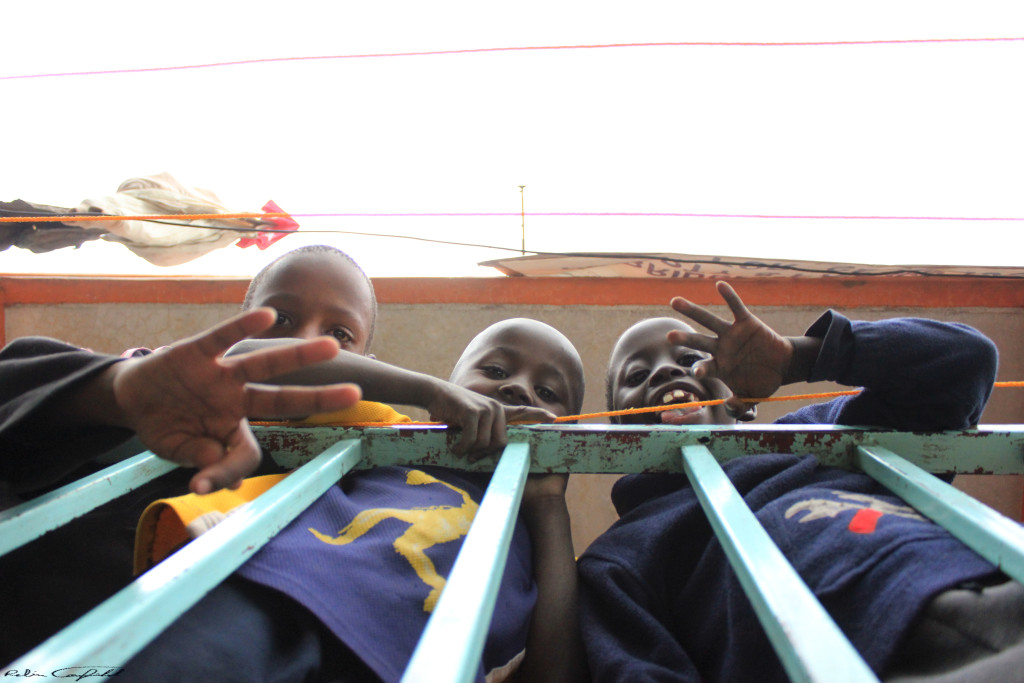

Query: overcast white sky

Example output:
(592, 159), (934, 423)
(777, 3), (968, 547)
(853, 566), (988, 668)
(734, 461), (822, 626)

(1, 1), (1022, 278)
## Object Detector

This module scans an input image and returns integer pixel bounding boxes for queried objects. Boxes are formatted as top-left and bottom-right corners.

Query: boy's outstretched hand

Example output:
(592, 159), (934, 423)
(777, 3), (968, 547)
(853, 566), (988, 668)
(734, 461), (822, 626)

(427, 384), (556, 459)
(102, 308), (362, 494)
(668, 281), (811, 411)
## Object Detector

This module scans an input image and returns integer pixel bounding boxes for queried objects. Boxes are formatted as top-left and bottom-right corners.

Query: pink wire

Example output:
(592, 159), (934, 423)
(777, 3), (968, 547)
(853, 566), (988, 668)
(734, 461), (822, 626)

(289, 212), (1024, 221)
(3, 37), (1022, 81)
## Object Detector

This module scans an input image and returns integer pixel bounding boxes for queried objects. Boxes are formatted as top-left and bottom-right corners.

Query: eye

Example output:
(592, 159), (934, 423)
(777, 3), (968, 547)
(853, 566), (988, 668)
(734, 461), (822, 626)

(482, 365), (508, 379)
(536, 386), (558, 403)
(273, 311), (293, 327)
(328, 327), (354, 345)
(624, 368), (649, 387)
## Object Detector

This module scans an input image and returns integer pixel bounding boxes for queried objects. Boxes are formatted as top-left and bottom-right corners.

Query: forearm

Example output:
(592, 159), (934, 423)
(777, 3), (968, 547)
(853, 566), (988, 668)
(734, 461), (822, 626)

(0, 339), (134, 491)
(786, 312), (998, 429)
(228, 339), (446, 408)
(517, 497), (586, 683)
(53, 362), (136, 430)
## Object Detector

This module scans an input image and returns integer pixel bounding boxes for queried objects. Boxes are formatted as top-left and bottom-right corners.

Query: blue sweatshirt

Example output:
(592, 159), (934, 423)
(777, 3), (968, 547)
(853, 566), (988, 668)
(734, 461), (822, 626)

(579, 312), (1000, 682)
(236, 465), (535, 683)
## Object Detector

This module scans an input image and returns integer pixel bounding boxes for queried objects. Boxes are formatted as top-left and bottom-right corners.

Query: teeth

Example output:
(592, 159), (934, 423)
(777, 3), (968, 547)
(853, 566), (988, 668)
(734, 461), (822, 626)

(661, 389), (695, 404)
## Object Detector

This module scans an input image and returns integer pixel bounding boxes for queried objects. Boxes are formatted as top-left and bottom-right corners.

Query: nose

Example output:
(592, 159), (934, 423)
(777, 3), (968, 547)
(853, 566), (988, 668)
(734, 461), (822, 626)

(499, 380), (535, 407)
(649, 363), (687, 386)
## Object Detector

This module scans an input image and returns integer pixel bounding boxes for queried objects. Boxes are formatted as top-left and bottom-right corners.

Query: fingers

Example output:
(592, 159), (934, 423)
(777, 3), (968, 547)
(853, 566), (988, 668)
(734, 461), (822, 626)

(224, 336), (341, 384)
(489, 410), (508, 455)
(187, 308), (278, 359)
(714, 281), (753, 322)
(690, 356), (717, 381)
(506, 405), (558, 425)
(461, 407), (507, 462)
(670, 297), (730, 335)
(245, 382), (362, 419)
(186, 426), (262, 495)
(450, 408), (482, 457)
(667, 329), (717, 355)
(724, 397), (757, 422)
(670, 282), (751, 333)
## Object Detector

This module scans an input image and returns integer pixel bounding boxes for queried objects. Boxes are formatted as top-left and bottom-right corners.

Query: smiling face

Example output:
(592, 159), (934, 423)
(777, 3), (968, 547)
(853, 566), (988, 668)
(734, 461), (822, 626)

(245, 250), (376, 354)
(449, 318), (584, 419)
(608, 317), (735, 426)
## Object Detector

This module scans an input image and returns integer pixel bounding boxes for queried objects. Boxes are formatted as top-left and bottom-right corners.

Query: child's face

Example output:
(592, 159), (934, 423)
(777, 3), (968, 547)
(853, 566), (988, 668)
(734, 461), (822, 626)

(609, 317), (735, 426)
(449, 319), (583, 419)
(247, 251), (374, 354)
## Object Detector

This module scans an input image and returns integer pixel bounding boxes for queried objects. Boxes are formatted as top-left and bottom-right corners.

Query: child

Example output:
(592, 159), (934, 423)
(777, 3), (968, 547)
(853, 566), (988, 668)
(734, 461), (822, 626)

(0, 308), (363, 662)
(578, 281), (1024, 682)
(230, 244), (548, 455)
(120, 246), (587, 683)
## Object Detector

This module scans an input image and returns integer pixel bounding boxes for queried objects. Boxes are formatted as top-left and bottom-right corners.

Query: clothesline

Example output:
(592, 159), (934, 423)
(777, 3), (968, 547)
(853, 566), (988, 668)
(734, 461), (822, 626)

(4, 37), (1022, 82)
(4, 211), (1024, 224)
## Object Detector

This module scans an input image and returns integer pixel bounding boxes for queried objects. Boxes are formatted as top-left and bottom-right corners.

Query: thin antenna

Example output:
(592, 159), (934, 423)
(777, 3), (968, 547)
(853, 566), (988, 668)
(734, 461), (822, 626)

(518, 185), (526, 254)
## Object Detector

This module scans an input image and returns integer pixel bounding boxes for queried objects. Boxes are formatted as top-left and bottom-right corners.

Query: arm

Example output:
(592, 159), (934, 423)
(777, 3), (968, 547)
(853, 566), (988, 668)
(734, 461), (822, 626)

(780, 310), (998, 430)
(669, 281), (998, 430)
(5, 309), (362, 495)
(228, 338), (555, 456)
(515, 475), (586, 683)
(0, 338), (130, 493)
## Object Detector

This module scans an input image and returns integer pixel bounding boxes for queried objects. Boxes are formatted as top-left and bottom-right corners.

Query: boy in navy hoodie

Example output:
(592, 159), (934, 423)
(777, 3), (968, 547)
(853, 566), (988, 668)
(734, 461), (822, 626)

(579, 281), (1024, 682)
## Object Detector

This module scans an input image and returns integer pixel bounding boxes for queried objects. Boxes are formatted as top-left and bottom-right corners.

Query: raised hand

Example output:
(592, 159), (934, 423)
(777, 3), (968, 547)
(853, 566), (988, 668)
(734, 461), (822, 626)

(108, 308), (362, 494)
(427, 383), (556, 458)
(667, 281), (794, 408)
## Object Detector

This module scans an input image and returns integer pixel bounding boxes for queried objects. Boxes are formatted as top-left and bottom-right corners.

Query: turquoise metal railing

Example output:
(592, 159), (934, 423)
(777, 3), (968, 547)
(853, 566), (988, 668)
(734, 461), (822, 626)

(402, 441), (532, 683)
(857, 444), (1024, 585)
(682, 444), (880, 682)
(4, 424), (1024, 682)
(5, 439), (364, 674)
(0, 451), (175, 557)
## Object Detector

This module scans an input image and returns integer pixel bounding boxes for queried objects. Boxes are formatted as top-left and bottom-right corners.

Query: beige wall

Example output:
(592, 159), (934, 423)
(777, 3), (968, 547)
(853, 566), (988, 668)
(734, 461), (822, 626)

(7, 300), (1023, 554)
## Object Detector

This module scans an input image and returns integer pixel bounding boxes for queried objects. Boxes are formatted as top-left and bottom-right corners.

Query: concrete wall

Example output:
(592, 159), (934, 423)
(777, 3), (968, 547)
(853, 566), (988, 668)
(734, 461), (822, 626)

(7, 291), (1022, 555)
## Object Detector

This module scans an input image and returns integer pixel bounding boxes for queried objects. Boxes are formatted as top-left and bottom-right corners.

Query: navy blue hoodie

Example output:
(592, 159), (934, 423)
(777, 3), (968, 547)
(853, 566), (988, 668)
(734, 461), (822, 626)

(579, 312), (1000, 682)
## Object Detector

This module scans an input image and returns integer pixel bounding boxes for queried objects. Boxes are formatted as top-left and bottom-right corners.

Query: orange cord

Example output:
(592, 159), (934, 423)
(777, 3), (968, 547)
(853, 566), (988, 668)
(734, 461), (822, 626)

(555, 390), (863, 423)
(255, 383), (1024, 427)
(0, 212), (288, 223)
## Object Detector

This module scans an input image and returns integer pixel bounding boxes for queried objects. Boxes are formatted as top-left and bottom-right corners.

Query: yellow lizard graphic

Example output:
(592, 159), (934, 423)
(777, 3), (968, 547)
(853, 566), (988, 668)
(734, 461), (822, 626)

(308, 469), (479, 612)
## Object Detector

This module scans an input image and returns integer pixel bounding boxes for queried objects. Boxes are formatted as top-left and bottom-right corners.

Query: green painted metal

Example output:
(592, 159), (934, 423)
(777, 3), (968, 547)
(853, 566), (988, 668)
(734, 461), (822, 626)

(257, 424), (1024, 474)
(681, 444), (880, 683)
(857, 444), (1024, 584)
(6, 439), (363, 674)
(0, 451), (176, 558)
(9, 424), (1024, 681)
(401, 442), (531, 683)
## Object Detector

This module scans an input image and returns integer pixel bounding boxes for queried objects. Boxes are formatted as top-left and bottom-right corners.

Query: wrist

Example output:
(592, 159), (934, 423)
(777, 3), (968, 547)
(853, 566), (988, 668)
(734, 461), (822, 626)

(783, 336), (823, 385)
(415, 374), (448, 409)
(62, 361), (133, 430)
